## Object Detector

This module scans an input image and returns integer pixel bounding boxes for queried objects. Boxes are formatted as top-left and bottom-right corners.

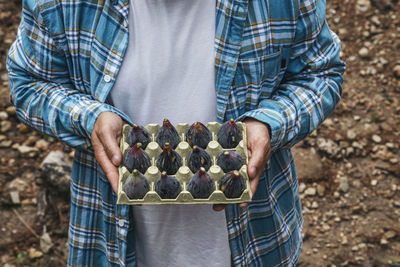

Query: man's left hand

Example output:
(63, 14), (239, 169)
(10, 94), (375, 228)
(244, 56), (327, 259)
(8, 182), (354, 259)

(213, 118), (271, 212)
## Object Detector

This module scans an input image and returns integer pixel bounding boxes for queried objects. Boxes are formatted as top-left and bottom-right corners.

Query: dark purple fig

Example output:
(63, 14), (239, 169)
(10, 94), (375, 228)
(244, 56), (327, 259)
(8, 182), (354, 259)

(217, 118), (243, 148)
(155, 171), (182, 199)
(127, 124), (151, 148)
(187, 167), (214, 199)
(156, 118), (180, 149)
(219, 170), (245, 198)
(186, 122), (212, 149)
(123, 169), (150, 199)
(217, 151), (243, 173)
(123, 142), (151, 173)
(156, 142), (182, 175)
(188, 145), (212, 173)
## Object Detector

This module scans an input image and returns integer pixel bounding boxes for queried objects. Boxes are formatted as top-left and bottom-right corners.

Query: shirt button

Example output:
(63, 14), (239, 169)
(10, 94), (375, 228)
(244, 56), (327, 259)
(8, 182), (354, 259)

(104, 74), (111, 83)
(118, 219), (125, 227)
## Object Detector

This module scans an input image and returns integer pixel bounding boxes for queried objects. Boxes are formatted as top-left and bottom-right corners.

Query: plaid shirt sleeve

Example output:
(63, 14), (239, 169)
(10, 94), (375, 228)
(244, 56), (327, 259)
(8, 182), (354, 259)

(6, 0), (129, 150)
(239, 0), (346, 152)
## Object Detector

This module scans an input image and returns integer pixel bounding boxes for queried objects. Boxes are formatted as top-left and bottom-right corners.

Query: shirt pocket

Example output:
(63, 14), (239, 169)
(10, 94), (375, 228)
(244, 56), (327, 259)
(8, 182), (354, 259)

(231, 50), (287, 113)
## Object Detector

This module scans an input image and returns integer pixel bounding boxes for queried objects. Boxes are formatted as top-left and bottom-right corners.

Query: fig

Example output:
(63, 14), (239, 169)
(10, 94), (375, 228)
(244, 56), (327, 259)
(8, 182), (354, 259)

(123, 142), (151, 173)
(123, 169), (150, 199)
(155, 171), (182, 199)
(156, 118), (180, 149)
(217, 118), (243, 148)
(127, 124), (151, 148)
(217, 151), (243, 173)
(187, 167), (214, 199)
(156, 142), (182, 175)
(188, 145), (212, 173)
(186, 122), (212, 149)
(219, 170), (246, 198)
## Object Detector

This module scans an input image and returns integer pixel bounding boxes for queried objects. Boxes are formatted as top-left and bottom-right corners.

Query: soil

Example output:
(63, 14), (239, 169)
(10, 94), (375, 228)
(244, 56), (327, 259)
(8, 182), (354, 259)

(0, 0), (399, 266)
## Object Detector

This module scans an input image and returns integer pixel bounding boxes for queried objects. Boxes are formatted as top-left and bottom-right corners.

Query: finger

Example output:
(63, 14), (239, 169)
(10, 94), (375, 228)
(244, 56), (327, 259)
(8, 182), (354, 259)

(97, 128), (122, 166)
(93, 137), (119, 193)
(247, 144), (265, 179)
(212, 204), (226, 212)
(239, 202), (249, 208)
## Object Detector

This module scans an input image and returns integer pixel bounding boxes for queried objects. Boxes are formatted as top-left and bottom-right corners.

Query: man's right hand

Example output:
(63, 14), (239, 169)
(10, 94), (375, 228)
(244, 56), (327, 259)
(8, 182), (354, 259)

(91, 112), (123, 194)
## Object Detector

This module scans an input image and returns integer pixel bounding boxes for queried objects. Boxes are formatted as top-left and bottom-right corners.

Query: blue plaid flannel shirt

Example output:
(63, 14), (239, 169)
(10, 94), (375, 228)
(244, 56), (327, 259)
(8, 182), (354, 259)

(7, 0), (345, 266)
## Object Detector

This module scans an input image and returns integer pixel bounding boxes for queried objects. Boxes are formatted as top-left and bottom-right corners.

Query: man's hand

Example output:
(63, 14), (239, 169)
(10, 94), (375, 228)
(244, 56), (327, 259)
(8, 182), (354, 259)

(213, 118), (271, 211)
(91, 112), (123, 194)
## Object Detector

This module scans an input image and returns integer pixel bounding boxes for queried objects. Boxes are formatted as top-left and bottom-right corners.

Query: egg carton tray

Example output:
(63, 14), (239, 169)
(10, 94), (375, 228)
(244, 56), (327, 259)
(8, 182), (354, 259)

(117, 121), (252, 204)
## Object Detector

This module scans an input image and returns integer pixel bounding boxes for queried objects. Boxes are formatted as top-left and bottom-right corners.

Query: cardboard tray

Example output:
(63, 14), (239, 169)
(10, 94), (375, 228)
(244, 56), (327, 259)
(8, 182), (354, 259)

(117, 121), (252, 204)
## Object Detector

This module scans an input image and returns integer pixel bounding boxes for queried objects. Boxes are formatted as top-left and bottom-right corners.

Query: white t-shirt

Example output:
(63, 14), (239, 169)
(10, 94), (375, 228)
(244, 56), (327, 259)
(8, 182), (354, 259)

(109, 0), (231, 266)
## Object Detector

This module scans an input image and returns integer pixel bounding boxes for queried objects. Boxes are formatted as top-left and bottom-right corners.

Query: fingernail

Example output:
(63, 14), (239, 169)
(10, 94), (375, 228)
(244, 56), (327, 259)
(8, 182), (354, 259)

(112, 155), (119, 165)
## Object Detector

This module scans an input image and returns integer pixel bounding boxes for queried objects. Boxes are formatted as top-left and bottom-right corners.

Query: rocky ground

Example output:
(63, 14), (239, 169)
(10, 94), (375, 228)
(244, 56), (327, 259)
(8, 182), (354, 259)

(0, 0), (399, 266)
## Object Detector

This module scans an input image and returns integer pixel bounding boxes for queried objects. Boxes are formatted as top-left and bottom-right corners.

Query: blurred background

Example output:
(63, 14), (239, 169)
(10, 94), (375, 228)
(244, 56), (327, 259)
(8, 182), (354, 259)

(0, 0), (399, 266)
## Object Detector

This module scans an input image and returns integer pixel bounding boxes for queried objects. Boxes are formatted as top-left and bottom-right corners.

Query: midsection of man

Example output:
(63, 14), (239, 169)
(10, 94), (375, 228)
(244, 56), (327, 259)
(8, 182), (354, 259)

(108, 0), (231, 266)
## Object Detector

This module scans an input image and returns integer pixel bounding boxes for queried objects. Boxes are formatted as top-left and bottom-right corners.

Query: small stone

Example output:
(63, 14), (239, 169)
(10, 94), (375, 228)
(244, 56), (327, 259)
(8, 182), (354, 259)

(341, 236), (348, 245)
(372, 134), (382, 143)
(352, 245), (359, 251)
(386, 142), (395, 149)
(35, 139), (49, 151)
(371, 179), (378, 186)
(322, 223), (330, 231)
(394, 65), (400, 79)
(311, 201), (319, 209)
(0, 140), (12, 148)
(40, 151), (72, 195)
(339, 177), (349, 193)
(17, 145), (39, 158)
(390, 158), (399, 164)
(380, 238), (388, 245)
(299, 183), (306, 193)
(0, 121), (12, 133)
(355, 256), (365, 262)
(305, 187), (317, 196)
(0, 73), (7, 81)
(354, 115), (361, 121)
(370, 16), (380, 26)
(8, 158), (15, 167)
(23, 135), (38, 146)
(359, 47), (369, 59)
(393, 201), (400, 207)
(7, 177), (28, 192)
(356, 0), (371, 12)
(17, 123), (30, 133)
(346, 147), (354, 156)
(347, 129), (356, 140)
(317, 184), (325, 197)
(0, 111), (8, 121)
(5, 106), (16, 116)
(358, 243), (366, 249)
(40, 232), (53, 253)
(28, 247), (43, 259)
(383, 230), (396, 240)
(10, 191), (20, 204)
(333, 191), (340, 199)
